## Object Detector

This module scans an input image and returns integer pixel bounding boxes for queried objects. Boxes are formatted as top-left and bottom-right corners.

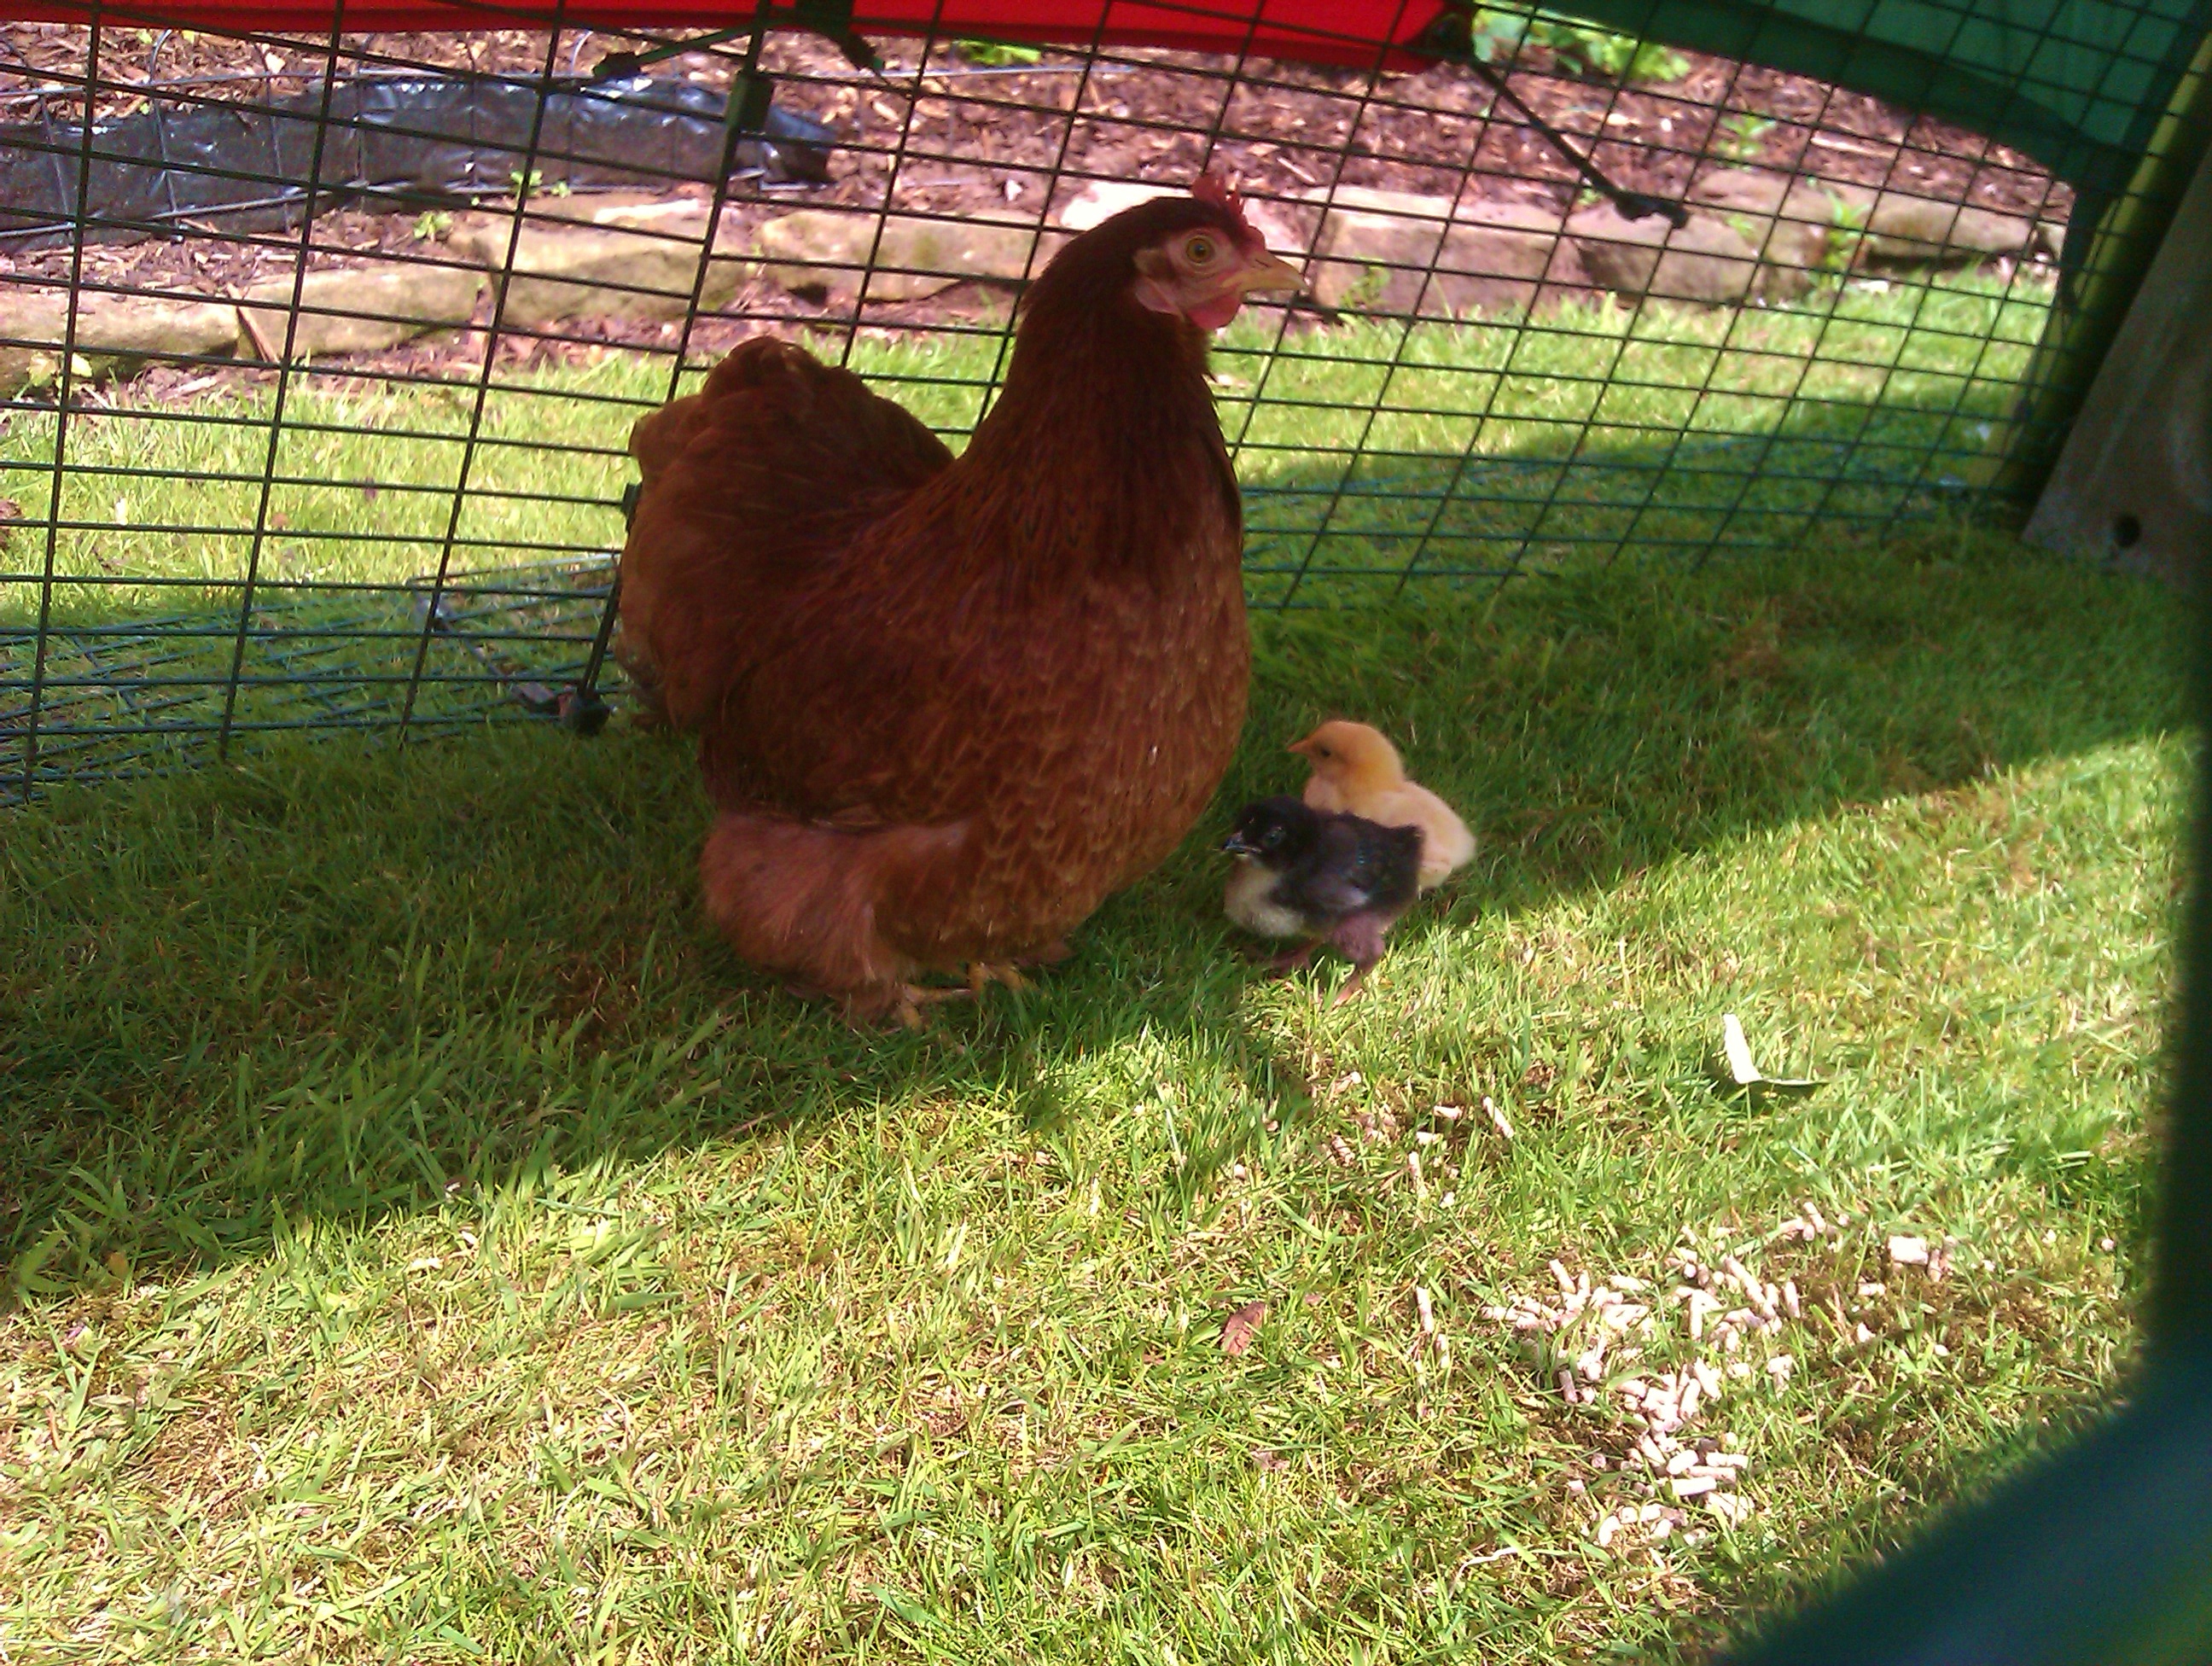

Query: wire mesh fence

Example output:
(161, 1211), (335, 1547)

(2, 0), (2199, 801)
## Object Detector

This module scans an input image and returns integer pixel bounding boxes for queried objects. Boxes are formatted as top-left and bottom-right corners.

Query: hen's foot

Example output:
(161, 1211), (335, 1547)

(618, 672), (670, 731)
(887, 983), (975, 1030)
(967, 962), (1031, 995)
(783, 979), (971, 1031)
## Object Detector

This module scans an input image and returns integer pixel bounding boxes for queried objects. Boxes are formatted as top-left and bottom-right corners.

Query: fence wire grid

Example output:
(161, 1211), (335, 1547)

(0, 0), (2196, 801)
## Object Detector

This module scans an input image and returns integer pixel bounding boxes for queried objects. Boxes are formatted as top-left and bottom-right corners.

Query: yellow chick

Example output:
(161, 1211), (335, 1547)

(1289, 719), (1474, 894)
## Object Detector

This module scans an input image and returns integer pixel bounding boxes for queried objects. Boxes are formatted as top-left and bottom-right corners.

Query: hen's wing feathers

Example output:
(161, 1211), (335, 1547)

(628, 390), (712, 487)
(615, 338), (955, 736)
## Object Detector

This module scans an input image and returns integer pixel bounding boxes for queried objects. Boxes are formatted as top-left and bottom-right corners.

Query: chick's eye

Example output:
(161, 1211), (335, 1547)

(1184, 234), (1217, 265)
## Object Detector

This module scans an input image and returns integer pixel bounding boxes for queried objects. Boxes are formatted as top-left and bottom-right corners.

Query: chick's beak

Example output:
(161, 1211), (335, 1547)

(1235, 247), (1305, 296)
(1221, 833), (1260, 857)
(1286, 737), (1314, 759)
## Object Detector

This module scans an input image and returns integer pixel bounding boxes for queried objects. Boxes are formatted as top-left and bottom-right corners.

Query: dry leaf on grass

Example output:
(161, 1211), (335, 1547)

(1220, 1299), (1268, 1356)
(1720, 1012), (1825, 1098)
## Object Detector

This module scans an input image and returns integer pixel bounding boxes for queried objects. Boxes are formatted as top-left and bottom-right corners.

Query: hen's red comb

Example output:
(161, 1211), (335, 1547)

(1192, 170), (1262, 245)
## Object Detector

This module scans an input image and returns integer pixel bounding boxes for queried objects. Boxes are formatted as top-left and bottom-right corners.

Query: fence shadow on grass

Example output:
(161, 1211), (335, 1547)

(3, 269), (2054, 800)
(0, 505), (2184, 1290)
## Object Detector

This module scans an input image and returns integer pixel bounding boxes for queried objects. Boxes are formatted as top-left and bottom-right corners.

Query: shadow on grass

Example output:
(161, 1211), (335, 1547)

(4, 299), (2029, 789)
(0, 511), (2183, 1292)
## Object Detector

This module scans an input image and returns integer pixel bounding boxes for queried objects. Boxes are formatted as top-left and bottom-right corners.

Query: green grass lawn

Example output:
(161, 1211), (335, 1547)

(2, 270), (2050, 625)
(0, 521), (2186, 1662)
(3, 271), (2056, 795)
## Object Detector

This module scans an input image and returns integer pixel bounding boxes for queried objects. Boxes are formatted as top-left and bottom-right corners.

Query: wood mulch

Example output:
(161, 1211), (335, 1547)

(3, 18), (2072, 393)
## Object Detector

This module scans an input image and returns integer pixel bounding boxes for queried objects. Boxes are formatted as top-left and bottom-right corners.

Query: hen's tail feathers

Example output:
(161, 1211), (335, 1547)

(700, 811), (969, 1017)
(627, 338), (796, 486)
(627, 394), (709, 488)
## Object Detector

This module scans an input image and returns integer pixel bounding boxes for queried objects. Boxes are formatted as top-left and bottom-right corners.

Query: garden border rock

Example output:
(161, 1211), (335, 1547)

(2, 171), (2060, 395)
(236, 262), (484, 360)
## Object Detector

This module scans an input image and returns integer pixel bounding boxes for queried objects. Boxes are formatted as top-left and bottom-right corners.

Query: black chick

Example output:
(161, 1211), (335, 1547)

(1220, 795), (1423, 1004)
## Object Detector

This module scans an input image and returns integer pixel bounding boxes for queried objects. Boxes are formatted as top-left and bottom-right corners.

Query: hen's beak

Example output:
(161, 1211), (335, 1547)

(1236, 248), (1305, 296)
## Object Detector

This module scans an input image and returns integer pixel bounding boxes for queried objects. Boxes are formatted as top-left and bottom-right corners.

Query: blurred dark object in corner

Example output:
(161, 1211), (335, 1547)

(1726, 350), (2212, 1659)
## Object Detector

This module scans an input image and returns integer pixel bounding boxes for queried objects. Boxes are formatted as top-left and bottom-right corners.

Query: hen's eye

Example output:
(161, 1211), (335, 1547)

(1185, 234), (1218, 265)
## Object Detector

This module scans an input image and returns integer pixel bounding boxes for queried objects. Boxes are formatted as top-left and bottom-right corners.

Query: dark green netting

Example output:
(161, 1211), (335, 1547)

(1432, 0), (2210, 192)
(1421, 0), (2211, 493)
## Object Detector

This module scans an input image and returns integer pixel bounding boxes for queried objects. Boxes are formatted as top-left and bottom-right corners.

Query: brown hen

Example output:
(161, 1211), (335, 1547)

(614, 177), (1301, 1022)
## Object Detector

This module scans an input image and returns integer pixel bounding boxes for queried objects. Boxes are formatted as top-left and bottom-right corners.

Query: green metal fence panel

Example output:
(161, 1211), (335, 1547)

(2, 0), (2201, 799)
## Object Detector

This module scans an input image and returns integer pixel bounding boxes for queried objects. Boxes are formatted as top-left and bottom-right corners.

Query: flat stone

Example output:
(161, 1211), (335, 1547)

(1057, 180), (1180, 232)
(48, 294), (240, 358)
(1, 290), (238, 389)
(236, 262), (482, 359)
(587, 197), (721, 234)
(1566, 206), (1763, 305)
(1685, 167), (1797, 218)
(1862, 193), (2034, 265)
(754, 210), (1041, 304)
(1686, 168), (1856, 291)
(451, 207), (747, 326)
(1301, 186), (1452, 311)
(1305, 192), (1446, 312)
(1305, 183), (1456, 220)
(1057, 179), (1303, 252)
(1307, 190), (1583, 316)
(0, 341), (68, 393)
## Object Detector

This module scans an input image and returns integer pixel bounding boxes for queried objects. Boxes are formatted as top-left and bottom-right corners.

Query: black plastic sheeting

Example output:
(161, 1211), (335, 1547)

(0, 73), (835, 250)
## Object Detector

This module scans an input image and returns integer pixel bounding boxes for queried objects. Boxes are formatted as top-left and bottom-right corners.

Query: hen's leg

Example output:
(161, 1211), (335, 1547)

(894, 985), (974, 1029)
(799, 965), (975, 1030)
(609, 625), (672, 731)
(961, 938), (1070, 993)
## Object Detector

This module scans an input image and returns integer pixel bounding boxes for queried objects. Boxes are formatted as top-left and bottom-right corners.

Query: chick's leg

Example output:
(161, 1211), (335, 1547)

(1254, 941), (1317, 976)
(1323, 911), (1400, 1006)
